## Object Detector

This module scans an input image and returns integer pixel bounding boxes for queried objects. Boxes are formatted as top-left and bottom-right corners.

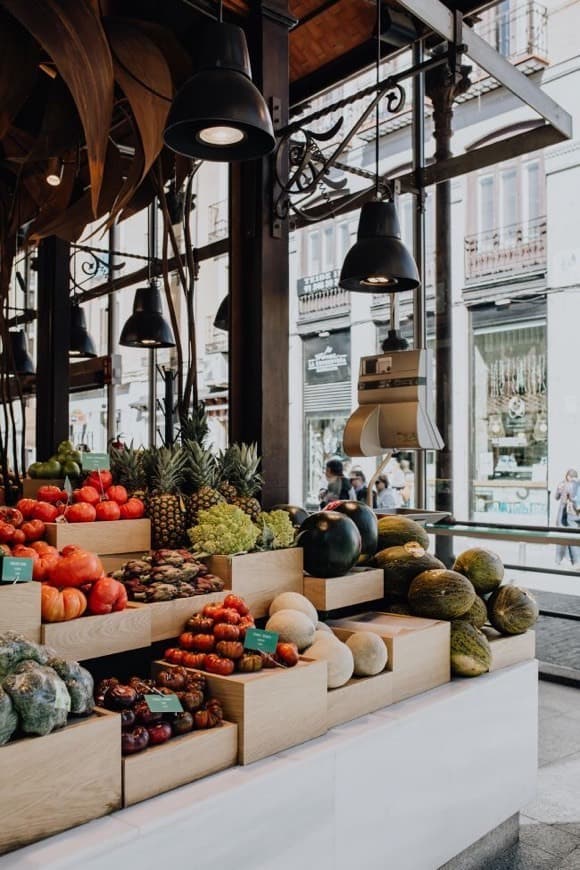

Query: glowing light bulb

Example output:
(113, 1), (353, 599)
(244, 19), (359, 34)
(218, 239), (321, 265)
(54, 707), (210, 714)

(197, 126), (245, 146)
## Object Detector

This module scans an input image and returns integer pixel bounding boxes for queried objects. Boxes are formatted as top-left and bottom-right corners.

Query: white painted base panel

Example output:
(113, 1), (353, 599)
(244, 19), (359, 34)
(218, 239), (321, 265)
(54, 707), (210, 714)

(1, 662), (538, 870)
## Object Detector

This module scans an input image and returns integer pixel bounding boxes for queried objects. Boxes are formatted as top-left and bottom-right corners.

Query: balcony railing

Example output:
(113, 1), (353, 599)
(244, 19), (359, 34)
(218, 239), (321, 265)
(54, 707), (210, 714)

(473, 0), (548, 68)
(298, 286), (350, 319)
(205, 316), (228, 353)
(464, 217), (546, 283)
(208, 199), (228, 243)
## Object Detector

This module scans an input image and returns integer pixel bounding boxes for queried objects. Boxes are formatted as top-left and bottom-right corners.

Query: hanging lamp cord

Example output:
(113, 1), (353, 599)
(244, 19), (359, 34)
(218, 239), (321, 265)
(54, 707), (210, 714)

(375, 0), (381, 199)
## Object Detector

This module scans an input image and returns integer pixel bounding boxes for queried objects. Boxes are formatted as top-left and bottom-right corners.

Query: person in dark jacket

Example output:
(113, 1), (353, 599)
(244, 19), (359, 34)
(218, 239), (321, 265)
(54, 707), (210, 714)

(350, 469), (374, 506)
(319, 459), (355, 507)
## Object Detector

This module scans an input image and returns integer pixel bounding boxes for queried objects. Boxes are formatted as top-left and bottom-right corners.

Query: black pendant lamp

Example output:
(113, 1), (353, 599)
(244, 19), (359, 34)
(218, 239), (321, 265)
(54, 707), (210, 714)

(7, 330), (34, 375)
(69, 303), (97, 359)
(213, 295), (229, 332)
(163, 1), (275, 162)
(339, 1), (419, 294)
(119, 282), (175, 349)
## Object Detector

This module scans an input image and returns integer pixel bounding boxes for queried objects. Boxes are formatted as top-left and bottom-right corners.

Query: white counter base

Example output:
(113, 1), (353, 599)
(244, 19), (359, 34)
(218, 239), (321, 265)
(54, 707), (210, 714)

(1, 661), (538, 870)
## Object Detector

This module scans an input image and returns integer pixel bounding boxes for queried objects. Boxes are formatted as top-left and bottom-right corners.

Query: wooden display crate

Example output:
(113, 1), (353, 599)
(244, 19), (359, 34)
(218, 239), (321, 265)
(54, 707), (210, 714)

(206, 548), (303, 618)
(41, 603), (151, 660)
(0, 580), (41, 642)
(154, 658), (327, 764)
(303, 567), (383, 612)
(325, 628), (393, 728)
(0, 710), (121, 856)
(141, 591), (226, 643)
(122, 721), (238, 806)
(484, 628), (536, 672)
(330, 612), (450, 703)
(22, 478), (64, 498)
(45, 518), (151, 555)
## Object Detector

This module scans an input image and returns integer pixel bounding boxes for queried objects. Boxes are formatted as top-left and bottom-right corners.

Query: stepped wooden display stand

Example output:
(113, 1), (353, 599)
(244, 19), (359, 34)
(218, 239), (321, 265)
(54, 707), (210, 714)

(121, 721), (238, 806)
(101, 552), (148, 574)
(206, 548), (303, 618)
(140, 591), (226, 643)
(330, 612), (450, 702)
(484, 628), (536, 672)
(303, 567), (383, 612)
(45, 518), (151, 555)
(325, 628), (394, 728)
(0, 710), (121, 856)
(0, 581), (41, 642)
(154, 658), (327, 764)
(42, 604), (151, 661)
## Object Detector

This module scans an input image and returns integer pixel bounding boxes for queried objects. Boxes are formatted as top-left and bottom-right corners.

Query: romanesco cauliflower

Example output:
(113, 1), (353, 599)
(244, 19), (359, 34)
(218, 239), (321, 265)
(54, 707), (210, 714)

(258, 510), (295, 550)
(188, 504), (259, 555)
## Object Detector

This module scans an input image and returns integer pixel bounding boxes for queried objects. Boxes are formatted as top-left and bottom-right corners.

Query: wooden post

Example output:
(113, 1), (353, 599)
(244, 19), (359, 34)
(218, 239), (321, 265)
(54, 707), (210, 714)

(35, 236), (71, 459)
(229, 0), (293, 507)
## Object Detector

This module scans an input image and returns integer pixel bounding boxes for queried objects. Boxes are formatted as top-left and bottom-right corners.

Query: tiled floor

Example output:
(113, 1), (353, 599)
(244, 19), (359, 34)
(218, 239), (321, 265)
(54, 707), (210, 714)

(485, 681), (580, 868)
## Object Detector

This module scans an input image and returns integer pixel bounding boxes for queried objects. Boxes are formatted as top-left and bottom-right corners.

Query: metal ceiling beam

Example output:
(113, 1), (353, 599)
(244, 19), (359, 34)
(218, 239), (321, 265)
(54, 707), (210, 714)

(397, 0), (572, 139)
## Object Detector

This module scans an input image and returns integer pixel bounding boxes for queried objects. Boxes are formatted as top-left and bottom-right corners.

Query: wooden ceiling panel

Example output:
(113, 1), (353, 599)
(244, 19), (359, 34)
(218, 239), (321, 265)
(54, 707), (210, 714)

(290, 0), (375, 81)
(290, 0), (331, 21)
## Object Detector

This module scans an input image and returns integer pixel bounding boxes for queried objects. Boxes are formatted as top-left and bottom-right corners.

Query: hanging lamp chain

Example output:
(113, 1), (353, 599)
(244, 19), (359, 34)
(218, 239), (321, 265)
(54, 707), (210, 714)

(375, 0), (381, 200)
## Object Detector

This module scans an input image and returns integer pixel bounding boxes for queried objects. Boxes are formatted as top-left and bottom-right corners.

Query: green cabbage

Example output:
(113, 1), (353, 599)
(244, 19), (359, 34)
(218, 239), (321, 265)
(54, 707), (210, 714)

(47, 658), (94, 716)
(0, 685), (17, 745)
(4, 662), (71, 736)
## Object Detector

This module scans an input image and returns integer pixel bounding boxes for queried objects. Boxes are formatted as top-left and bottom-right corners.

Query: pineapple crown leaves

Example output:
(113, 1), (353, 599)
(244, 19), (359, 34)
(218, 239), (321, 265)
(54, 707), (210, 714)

(179, 403), (210, 446)
(182, 440), (220, 491)
(219, 442), (264, 497)
(109, 441), (146, 491)
(144, 446), (189, 495)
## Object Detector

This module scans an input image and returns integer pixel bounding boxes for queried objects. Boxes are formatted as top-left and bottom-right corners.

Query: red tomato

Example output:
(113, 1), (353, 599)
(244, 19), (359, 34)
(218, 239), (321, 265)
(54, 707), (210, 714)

(48, 548), (103, 588)
(66, 503), (97, 523)
(37, 486), (64, 504)
(11, 545), (40, 561)
(0, 507), (23, 527)
(33, 552), (61, 582)
(21, 519), (46, 542)
(61, 544), (81, 556)
(181, 652), (206, 669)
(85, 470), (113, 491)
(73, 486), (100, 506)
(213, 623), (241, 642)
(31, 541), (58, 556)
(16, 499), (37, 519)
(202, 603), (224, 619)
(119, 498), (145, 519)
(106, 485), (128, 505)
(41, 585), (87, 622)
(87, 576), (128, 615)
(222, 594), (250, 616)
(0, 522), (15, 544)
(11, 529), (26, 545)
(32, 502), (59, 523)
(164, 648), (185, 665)
(213, 608), (240, 625)
(204, 654), (234, 676)
(191, 633), (215, 652)
(94, 500), (121, 522)
(275, 642), (299, 667)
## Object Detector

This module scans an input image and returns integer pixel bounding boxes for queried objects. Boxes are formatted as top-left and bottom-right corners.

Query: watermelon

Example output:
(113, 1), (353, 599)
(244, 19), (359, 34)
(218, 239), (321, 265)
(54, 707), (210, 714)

(326, 501), (378, 561)
(450, 621), (492, 677)
(272, 505), (309, 528)
(456, 596), (488, 630)
(297, 511), (361, 578)
(408, 569), (475, 620)
(487, 585), (539, 635)
(375, 542), (444, 599)
(453, 548), (504, 595)
(376, 515), (429, 552)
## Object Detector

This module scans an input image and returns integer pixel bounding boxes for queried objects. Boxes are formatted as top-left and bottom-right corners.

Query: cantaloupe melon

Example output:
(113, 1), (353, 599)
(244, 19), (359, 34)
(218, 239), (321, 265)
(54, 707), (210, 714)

(450, 621), (491, 677)
(453, 548), (504, 595)
(269, 592), (317, 625)
(265, 609), (315, 650)
(375, 542), (444, 598)
(456, 596), (488, 630)
(487, 585), (538, 635)
(408, 569), (475, 620)
(305, 634), (354, 688)
(376, 516), (429, 552)
(345, 632), (388, 676)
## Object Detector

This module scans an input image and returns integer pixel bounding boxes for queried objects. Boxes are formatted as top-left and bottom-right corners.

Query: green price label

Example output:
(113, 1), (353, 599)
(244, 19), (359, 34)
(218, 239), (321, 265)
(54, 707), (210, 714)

(244, 628), (278, 654)
(81, 453), (110, 472)
(0, 557), (33, 583)
(144, 694), (183, 714)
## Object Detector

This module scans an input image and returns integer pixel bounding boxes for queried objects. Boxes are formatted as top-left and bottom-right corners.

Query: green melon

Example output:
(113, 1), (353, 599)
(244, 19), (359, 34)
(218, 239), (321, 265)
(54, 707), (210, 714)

(456, 596), (488, 629)
(375, 542), (444, 599)
(450, 621), (492, 677)
(487, 585), (539, 635)
(453, 548), (504, 595)
(408, 569), (475, 620)
(376, 516), (429, 552)
(385, 601), (412, 615)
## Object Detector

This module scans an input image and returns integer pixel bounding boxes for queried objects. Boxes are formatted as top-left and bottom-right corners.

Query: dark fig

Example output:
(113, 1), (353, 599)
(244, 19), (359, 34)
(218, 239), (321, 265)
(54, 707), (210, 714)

(172, 712), (194, 735)
(122, 726), (150, 755)
(103, 684), (138, 710)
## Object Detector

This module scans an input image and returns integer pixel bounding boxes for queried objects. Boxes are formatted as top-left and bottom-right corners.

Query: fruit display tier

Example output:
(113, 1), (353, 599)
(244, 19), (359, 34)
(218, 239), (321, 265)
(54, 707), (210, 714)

(45, 518), (151, 555)
(303, 567), (384, 612)
(0, 662), (537, 870)
(41, 604), (151, 661)
(206, 548), (303, 619)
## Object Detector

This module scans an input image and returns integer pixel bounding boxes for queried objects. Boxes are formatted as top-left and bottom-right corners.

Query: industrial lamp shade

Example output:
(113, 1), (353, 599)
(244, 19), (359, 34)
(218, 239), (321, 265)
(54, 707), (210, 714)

(119, 283), (175, 349)
(163, 21), (275, 162)
(7, 330), (34, 375)
(69, 303), (97, 359)
(339, 200), (420, 292)
(214, 295), (229, 332)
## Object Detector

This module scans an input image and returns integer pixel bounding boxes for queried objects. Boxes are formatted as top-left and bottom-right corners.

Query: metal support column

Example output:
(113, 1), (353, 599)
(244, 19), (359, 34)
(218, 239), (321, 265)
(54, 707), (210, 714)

(229, 0), (293, 506)
(412, 38), (427, 510)
(35, 236), (71, 459)
(148, 204), (157, 448)
(106, 225), (117, 445)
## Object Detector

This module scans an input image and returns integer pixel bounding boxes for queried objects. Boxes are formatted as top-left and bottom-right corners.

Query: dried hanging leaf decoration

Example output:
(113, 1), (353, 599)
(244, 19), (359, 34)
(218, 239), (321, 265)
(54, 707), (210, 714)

(1, 0), (114, 216)
(0, 9), (39, 139)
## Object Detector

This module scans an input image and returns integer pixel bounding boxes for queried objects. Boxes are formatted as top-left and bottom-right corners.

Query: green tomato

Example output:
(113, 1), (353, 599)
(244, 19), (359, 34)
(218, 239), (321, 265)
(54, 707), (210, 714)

(38, 459), (63, 478)
(27, 461), (44, 479)
(60, 460), (81, 478)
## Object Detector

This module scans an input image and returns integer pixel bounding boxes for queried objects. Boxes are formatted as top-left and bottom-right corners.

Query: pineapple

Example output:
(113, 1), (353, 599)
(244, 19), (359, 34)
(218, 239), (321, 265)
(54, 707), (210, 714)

(180, 402), (209, 445)
(183, 441), (225, 527)
(110, 442), (146, 496)
(226, 443), (264, 522)
(144, 446), (189, 549)
(217, 445), (240, 503)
